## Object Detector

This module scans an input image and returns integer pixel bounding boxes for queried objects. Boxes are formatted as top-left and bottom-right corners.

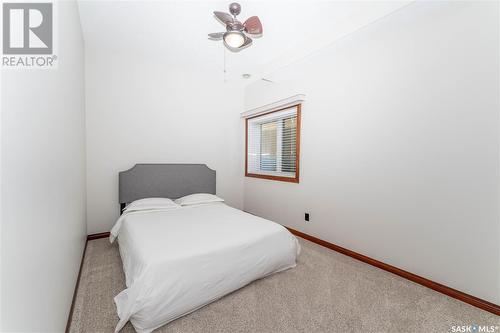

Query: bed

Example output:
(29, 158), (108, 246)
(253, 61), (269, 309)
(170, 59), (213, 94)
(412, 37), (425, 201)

(110, 164), (300, 333)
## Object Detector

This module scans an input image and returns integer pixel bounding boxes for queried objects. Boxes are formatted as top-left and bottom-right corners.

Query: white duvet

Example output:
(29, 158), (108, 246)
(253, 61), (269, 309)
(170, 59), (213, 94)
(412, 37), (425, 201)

(110, 202), (300, 333)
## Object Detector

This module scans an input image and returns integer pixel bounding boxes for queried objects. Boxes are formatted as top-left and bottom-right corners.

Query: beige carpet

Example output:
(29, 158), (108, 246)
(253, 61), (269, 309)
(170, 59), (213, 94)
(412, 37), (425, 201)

(69, 238), (498, 333)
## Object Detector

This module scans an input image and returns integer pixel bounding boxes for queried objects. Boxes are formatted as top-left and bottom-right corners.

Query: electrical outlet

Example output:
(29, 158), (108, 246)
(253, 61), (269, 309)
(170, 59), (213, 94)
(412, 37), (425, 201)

(305, 213), (310, 222)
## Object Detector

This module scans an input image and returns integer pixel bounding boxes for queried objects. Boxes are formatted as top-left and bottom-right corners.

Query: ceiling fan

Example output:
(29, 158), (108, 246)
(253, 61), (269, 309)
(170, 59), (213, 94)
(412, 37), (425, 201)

(208, 2), (263, 51)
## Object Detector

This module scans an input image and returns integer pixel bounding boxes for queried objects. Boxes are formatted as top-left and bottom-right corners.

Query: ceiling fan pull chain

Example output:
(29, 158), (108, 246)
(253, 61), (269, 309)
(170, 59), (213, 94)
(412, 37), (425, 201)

(223, 45), (227, 83)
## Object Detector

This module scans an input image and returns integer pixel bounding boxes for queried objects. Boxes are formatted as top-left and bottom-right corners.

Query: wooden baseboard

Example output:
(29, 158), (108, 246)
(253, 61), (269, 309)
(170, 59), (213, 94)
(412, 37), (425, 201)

(66, 232), (110, 332)
(286, 226), (500, 316)
(87, 232), (110, 240)
(65, 239), (88, 333)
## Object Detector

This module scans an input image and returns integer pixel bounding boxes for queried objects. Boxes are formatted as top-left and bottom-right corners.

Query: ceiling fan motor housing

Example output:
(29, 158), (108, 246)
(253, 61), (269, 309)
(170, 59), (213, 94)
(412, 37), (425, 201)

(227, 21), (244, 31)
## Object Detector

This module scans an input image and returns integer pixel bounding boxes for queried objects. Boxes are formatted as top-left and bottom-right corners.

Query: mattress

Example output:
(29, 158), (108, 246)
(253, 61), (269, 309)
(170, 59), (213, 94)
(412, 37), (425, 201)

(109, 202), (300, 333)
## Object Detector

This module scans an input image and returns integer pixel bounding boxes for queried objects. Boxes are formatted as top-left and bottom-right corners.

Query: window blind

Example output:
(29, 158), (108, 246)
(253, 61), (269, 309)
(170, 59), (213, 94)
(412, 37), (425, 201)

(247, 106), (298, 180)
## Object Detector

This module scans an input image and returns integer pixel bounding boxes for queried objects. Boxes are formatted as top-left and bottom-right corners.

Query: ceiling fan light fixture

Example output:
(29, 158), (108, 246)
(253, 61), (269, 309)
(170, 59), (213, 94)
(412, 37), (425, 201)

(223, 31), (245, 48)
(209, 3), (262, 51)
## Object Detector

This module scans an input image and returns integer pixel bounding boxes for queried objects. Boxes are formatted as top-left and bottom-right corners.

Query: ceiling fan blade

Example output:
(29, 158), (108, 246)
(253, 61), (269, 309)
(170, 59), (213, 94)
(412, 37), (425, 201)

(244, 16), (263, 35)
(214, 11), (233, 25)
(208, 32), (224, 40)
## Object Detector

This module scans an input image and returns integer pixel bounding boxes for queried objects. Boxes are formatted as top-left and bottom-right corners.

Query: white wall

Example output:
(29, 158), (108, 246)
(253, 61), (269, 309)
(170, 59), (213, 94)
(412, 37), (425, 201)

(85, 51), (244, 234)
(0, 1), (87, 331)
(244, 1), (499, 304)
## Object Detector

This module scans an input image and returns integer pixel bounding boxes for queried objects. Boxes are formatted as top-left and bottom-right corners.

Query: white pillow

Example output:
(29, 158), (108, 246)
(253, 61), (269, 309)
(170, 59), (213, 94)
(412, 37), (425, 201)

(124, 197), (179, 212)
(174, 193), (224, 206)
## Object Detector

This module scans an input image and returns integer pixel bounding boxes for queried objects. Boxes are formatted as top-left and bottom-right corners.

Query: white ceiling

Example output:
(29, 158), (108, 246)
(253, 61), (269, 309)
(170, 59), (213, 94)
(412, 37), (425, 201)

(78, 0), (412, 82)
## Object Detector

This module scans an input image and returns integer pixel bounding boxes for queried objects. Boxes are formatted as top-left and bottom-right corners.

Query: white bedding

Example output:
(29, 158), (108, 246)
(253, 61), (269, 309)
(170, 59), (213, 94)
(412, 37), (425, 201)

(110, 202), (300, 333)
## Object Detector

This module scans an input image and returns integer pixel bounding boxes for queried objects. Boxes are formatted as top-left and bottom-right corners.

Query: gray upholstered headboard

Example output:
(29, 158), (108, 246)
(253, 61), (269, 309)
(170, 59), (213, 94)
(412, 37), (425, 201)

(119, 164), (216, 209)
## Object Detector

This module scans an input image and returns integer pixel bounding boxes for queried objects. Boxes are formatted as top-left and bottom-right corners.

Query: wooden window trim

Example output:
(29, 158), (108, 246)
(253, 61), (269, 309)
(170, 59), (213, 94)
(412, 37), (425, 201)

(245, 104), (301, 183)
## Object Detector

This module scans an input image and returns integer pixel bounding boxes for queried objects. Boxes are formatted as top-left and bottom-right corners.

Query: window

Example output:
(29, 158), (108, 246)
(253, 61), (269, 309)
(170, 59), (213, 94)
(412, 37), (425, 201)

(245, 104), (301, 183)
